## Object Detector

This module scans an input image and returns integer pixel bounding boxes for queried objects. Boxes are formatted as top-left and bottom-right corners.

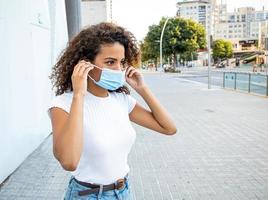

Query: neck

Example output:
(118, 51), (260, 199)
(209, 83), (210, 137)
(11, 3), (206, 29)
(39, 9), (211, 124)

(87, 79), (109, 97)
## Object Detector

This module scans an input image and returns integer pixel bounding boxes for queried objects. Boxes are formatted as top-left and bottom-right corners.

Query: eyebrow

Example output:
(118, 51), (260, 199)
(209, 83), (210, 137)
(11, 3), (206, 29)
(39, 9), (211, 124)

(104, 57), (125, 61)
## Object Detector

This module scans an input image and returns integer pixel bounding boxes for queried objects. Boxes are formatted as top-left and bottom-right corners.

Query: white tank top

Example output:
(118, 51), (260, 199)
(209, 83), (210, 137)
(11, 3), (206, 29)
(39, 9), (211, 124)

(47, 91), (136, 184)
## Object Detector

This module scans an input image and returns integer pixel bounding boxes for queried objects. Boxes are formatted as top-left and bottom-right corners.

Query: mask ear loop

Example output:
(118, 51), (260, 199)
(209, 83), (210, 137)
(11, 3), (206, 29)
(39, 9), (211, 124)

(87, 65), (102, 82)
(87, 74), (95, 82)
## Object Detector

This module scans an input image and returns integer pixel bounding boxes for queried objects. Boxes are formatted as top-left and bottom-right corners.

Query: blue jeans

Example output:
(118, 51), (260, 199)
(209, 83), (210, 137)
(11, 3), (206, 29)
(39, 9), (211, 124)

(64, 175), (132, 200)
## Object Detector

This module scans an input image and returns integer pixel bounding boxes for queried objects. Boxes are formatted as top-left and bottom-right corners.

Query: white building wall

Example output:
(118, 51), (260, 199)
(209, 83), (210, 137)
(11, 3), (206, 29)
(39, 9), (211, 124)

(0, 0), (68, 184)
(81, 0), (110, 27)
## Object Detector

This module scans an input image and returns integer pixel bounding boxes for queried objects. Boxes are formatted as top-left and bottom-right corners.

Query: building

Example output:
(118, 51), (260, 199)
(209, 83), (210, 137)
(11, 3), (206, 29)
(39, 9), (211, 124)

(176, 0), (220, 41)
(176, 0), (221, 65)
(214, 7), (268, 51)
(81, 0), (112, 27)
(176, 1), (268, 52)
(0, 0), (70, 184)
(0, 0), (110, 185)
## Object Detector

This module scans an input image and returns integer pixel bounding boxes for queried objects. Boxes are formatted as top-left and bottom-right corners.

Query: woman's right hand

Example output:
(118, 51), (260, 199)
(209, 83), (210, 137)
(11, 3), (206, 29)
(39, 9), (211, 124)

(71, 60), (94, 97)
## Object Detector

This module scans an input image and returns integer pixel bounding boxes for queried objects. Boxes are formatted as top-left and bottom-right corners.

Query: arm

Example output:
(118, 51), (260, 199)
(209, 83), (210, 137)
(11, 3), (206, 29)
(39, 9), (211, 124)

(126, 67), (177, 135)
(50, 61), (93, 171)
(50, 94), (84, 171)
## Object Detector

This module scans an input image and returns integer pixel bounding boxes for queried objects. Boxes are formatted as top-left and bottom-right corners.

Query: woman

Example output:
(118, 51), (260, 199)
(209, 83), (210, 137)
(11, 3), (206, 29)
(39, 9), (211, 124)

(48, 22), (177, 200)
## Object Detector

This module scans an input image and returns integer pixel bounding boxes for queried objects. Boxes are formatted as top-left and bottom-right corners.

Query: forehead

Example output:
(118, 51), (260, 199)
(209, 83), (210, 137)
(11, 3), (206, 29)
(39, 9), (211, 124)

(98, 42), (125, 59)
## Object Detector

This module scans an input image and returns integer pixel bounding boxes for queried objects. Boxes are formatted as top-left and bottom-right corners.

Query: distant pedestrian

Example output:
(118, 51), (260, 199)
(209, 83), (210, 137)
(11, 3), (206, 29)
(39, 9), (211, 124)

(47, 22), (177, 200)
(253, 64), (257, 72)
(260, 59), (265, 72)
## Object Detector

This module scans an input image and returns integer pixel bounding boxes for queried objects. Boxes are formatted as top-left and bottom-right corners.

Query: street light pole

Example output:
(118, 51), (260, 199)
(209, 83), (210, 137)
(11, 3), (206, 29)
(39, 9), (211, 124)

(160, 17), (170, 70)
(207, 6), (212, 89)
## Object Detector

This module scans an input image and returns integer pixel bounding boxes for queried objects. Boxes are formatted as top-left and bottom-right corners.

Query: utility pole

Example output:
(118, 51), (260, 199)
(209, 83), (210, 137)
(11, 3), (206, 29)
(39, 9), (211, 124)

(160, 17), (170, 70)
(65, 0), (81, 40)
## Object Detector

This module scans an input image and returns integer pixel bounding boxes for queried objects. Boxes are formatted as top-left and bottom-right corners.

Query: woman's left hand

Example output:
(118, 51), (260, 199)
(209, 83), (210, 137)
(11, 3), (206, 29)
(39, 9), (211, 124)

(125, 66), (146, 91)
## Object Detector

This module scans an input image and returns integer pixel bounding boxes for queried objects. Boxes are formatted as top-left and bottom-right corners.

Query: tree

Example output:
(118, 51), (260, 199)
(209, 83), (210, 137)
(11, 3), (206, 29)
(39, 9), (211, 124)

(212, 39), (233, 62)
(140, 25), (161, 70)
(141, 17), (206, 68)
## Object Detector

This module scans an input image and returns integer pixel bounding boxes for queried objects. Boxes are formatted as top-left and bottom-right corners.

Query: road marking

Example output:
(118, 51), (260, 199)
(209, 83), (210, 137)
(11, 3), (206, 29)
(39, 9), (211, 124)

(175, 77), (222, 90)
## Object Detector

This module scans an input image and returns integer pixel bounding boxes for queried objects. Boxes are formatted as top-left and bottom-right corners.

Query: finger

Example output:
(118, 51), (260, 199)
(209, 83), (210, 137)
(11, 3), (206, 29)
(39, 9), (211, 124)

(88, 63), (99, 69)
(125, 66), (132, 74)
(77, 61), (94, 75)
(82, 61), (100, 70)
(129, 69), (137, 78)
(73, 62), (84, 74)
(126, 66), (134, 76)
(83, 66), (94, 78)
(127, 67), (136, 77)
(74, 59), (89, 73)
(78, 64), (91, 76)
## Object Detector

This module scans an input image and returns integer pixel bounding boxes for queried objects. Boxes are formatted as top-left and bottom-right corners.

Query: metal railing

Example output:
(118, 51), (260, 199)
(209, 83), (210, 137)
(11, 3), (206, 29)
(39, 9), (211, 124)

(223, 72), (268, 96)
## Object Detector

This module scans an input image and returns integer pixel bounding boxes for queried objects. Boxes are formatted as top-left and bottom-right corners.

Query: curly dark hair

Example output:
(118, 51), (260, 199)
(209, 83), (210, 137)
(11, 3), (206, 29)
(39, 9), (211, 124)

(49, 22), (140, 96)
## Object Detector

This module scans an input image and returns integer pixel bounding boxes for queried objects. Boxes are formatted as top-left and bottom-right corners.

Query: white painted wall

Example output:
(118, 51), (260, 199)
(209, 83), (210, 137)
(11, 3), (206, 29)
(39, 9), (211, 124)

(0, 0), (68, 183)
(81, 0), (109, 27)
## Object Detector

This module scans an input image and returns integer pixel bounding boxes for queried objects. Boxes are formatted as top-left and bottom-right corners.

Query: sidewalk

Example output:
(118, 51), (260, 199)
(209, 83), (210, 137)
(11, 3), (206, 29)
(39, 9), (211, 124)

(1, 73), (268, 200)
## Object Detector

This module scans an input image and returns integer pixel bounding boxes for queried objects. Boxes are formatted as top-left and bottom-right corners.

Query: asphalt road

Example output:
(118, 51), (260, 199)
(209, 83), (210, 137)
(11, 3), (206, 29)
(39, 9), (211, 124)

(179, 70), (224, 87)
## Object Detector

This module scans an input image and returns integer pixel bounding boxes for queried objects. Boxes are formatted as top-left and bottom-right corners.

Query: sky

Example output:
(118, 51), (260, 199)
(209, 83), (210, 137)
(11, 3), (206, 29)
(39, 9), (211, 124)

(112, 0), (268, 41)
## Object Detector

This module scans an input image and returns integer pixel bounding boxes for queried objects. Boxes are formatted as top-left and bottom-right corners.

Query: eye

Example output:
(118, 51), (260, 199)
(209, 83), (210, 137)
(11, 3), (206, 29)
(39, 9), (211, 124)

(106, 61), (114, 65)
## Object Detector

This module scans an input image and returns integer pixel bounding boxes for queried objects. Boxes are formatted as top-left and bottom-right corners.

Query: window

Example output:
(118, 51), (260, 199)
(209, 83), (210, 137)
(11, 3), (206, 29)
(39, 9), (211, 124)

(256, 13), (264, 20)
(199, 5), (206, 10)
(241, 14), (246, 22)
(229, 15), (235, 22)
(248, 13), (254, 21)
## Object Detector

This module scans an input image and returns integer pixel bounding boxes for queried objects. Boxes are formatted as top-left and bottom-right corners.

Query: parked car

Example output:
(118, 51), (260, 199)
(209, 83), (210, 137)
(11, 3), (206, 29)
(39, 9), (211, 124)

(163, 64), (181, 73)
(216, 62), (225, 68)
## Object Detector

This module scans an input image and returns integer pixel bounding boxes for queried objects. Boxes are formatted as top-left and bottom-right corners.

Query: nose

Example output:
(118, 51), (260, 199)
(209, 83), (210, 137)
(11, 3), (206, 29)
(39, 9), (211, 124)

(113, 62), (123, 71)
(115, 64), (121, 70)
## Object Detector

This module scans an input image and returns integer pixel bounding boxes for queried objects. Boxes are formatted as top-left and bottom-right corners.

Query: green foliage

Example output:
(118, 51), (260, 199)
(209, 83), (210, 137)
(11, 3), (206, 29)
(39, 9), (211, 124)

(140, 25), (161, 63)
(212, 39), (233, 60)
(141, 17), (207, 65)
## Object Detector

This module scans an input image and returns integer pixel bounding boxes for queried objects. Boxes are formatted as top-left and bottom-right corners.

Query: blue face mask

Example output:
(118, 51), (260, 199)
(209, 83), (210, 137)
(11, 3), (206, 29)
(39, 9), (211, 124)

(87, 66), (125, 90)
